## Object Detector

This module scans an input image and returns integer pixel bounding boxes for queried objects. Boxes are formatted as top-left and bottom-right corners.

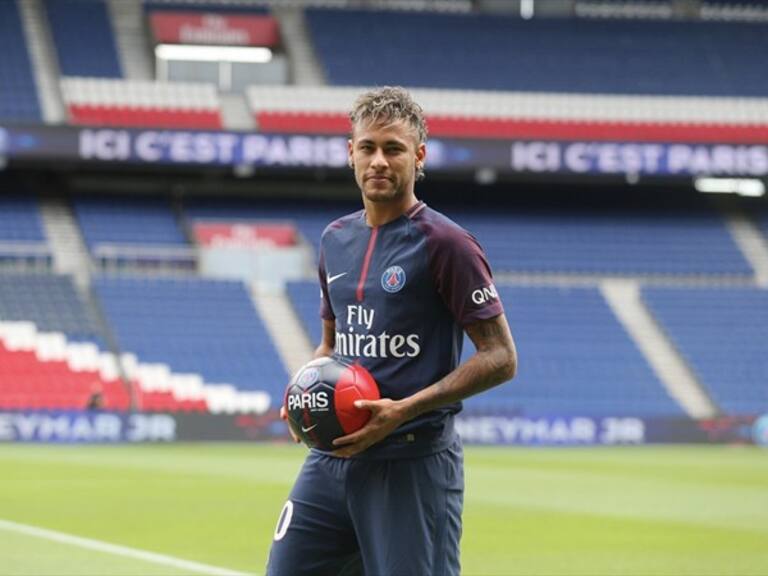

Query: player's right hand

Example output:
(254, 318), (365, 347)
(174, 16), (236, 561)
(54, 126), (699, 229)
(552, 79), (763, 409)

(280, 404), (301, 443)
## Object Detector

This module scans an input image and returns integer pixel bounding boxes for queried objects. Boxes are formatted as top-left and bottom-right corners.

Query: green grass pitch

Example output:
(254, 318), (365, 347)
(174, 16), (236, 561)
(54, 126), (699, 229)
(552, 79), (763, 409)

(0, 443), (766, 575)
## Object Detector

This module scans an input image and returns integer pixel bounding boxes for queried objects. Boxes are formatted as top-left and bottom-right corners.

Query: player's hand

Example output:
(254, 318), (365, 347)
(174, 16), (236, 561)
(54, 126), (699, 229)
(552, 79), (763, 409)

(332, 398), (408, 458)
(280, 405), (301, 444)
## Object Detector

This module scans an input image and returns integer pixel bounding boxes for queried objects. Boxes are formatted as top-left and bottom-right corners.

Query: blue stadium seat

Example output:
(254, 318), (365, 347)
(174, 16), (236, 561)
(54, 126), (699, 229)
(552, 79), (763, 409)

(643, 286), (768, 415)
(286, 281), (683, 416)
(46, 0), (122, 78)
(306, 8), (768, 96)
(0, 195), (46, 242)
(142, 1), (269, 14)
(74, 197), (188, 250)
(0, 1), (41, 121)
(0, 273), (105, 346)
(462, 286), (682, 416)
(0, 195), (51, 265)
(286, 281), (323, 346)
(441, 205), (751, 276)
(200, 199), (751, 276)
(93, 276), (289, 395)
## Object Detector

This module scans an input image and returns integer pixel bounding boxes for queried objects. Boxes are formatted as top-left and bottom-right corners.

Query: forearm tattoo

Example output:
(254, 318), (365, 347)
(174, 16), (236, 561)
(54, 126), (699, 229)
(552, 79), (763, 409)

(410, 315), (516, 417)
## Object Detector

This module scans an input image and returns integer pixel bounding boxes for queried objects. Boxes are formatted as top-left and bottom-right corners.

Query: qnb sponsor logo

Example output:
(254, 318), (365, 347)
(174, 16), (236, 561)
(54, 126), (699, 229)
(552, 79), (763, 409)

(336, 304), (421, 359)
(287, 391), (329, 411)
(471, 284), (499, 306)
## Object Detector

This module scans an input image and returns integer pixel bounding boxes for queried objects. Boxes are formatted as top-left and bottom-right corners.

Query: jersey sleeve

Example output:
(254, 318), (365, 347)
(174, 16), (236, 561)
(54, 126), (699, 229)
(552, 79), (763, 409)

(318, 243), (335, 321)
(426, 225), (503, 327)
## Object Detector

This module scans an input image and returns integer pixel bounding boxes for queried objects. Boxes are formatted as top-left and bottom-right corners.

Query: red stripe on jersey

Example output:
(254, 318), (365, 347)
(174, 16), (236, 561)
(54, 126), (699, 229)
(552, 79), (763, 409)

(356, 227), (378, 302)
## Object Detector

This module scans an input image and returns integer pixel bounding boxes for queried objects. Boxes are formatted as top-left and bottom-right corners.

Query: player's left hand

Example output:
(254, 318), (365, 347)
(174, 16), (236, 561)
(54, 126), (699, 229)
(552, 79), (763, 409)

(332, 398), (409, 458)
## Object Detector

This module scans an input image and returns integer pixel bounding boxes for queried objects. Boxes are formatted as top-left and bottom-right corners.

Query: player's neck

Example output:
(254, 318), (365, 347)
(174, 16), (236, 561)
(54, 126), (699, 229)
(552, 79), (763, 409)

(363, 192), (419, 228)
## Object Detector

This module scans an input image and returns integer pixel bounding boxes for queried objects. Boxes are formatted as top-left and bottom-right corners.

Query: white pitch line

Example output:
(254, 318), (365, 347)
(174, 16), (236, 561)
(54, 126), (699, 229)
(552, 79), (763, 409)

(0, 518), (256, 576)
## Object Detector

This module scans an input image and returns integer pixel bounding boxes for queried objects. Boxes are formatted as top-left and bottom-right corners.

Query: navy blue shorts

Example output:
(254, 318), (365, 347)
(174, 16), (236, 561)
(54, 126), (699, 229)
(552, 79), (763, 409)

(266, 437), (464, 576)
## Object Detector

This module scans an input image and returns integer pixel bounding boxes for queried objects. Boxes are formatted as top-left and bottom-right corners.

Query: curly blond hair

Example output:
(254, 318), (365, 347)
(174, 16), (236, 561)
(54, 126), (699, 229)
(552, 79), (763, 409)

(350, 87), (428, 180)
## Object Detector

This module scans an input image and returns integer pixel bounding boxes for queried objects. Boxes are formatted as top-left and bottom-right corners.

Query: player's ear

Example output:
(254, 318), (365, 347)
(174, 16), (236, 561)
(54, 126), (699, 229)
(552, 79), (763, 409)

(416, 142), (426, 165)
(415, 142), (426, 179)
(348, 139), (354, 169)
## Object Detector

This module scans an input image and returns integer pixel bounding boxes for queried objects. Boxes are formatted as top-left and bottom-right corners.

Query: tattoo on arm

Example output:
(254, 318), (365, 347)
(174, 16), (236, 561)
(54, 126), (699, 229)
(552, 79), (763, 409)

(405, 314), (517, 420)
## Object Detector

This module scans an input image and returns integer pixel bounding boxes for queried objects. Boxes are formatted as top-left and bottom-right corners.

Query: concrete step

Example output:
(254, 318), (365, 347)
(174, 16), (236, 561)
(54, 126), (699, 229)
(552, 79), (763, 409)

(220, 92), (255, 131)
(723, 209), (768, 287)
(601, 279), (717, 419)
(39, 197), (92, 290)
(250, 287), (314, 379)
(271, 6), (326, 86)
(107, 0), (154, 80)
(17, 0), (66, 123)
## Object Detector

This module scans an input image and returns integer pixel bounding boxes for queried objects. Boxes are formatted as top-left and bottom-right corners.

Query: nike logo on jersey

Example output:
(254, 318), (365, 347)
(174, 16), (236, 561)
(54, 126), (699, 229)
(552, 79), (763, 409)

(301, 424), (318, 433)
(327, 272), (348, 285)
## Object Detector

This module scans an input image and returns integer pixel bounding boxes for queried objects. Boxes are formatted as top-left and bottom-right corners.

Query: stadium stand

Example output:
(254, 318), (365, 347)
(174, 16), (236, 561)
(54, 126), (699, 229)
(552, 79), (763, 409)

(305, 9), (768, 97)
(574, 0), (674, 20)
(142, 1), (270, 16)
(755, 208), (768, 245)
(61, 77), (222, 128)
(461, 286), (684, 416)
(1, 0), (766, 427)
(0, 330), (130, 411)
(0, 272), (129, 412)
(287, 281), (683, 416)
(93, 276), (287, 406)
(441, 204), (753, 276)
(247, 85), (768, 142)
(0, 194), (53, 270)
(45, 0), (122, 78)
(0, 273), (104, 345)
(187, 197), (751, 277)
(286, 280), (322, 347)
(73, 196), (195, 269)
(0, 0), (41, 122)
(75, 196), (187, 249)
(0, 195), (47, 244)
(700, 1), (768, 22)
(643, 287), (768, 415)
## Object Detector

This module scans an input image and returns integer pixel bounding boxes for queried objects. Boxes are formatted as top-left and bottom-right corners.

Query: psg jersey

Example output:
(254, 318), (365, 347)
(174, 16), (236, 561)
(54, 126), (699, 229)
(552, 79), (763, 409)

(319, 201), (504, 443)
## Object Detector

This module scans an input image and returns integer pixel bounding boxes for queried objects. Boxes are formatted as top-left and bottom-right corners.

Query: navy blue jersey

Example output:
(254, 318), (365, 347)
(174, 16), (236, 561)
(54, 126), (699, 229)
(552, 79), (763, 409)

(318, 201), (503, 450)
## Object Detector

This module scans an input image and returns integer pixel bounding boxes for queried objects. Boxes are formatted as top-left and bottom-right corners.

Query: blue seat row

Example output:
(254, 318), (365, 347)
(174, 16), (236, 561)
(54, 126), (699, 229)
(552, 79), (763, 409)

(306, 8), (768, 96)
(0, 273), (105, 346)
(642, 286), (768, 415)
(93, 276), (289, 395)
(0, 1), (41, 122)
(74, 197), (189, 249)
(200, 199), (751, 276)
(45, 0), (122, 78)
(286, 281), (684, 417)
(0, 196), (47, 242)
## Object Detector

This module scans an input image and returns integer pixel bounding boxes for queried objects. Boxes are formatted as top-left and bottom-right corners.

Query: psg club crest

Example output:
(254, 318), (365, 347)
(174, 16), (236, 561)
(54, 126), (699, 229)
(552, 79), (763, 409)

(297, 367), (320, 389)
(381, 266), (406, 293)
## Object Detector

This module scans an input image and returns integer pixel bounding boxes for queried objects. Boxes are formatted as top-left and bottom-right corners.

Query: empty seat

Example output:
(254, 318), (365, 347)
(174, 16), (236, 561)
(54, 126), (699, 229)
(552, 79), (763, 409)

(45, 0), (122, 78)
(0, 1), (41, 122)
(93, 276), (289, 397)
(643, 286), (768, 415)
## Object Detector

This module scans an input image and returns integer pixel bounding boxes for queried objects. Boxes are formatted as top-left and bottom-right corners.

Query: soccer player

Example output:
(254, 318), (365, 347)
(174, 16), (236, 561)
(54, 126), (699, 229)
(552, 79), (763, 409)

(267, 86), (517, 576)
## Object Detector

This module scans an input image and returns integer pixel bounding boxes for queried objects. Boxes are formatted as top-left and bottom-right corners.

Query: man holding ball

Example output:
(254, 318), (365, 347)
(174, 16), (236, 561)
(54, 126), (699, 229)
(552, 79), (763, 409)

(268, 86), (518, 576)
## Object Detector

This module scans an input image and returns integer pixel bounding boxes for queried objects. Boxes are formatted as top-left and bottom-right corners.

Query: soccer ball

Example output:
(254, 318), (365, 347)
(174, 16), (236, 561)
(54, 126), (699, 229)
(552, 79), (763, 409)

(284, 356), (380, 450)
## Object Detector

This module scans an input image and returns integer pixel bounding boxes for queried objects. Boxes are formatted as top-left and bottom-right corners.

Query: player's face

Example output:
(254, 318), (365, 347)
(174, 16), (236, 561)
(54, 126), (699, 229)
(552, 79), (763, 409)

(349, 120), (426, 204)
